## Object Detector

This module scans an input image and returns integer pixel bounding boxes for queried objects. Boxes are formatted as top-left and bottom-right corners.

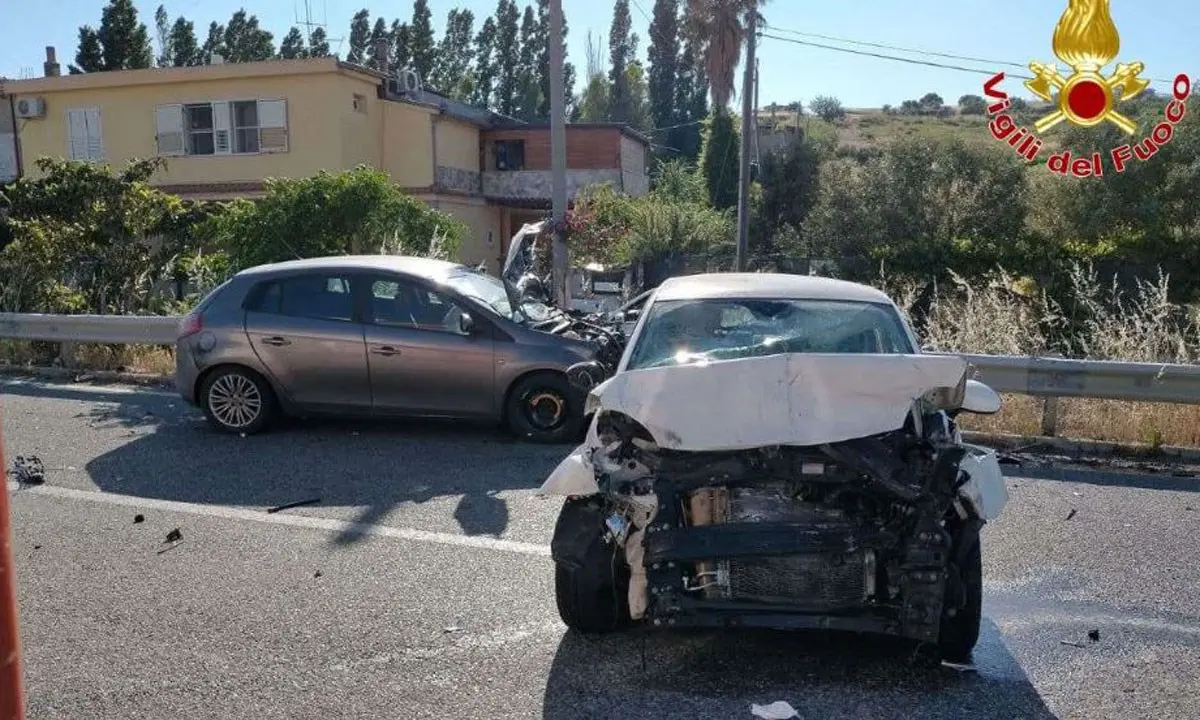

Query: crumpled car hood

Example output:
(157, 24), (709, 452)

(587, 353), (969, 452)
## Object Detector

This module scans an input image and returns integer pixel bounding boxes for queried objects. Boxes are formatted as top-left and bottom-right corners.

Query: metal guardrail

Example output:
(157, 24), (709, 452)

(5, 313), (1200, 437)
(0, 313), (179, 345)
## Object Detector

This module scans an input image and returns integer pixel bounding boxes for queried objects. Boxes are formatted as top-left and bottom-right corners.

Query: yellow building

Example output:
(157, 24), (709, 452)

(1, 49), (650, 273)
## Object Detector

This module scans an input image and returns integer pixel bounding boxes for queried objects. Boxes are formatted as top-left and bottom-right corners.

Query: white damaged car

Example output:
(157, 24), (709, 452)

(542, 273), (1008, 663)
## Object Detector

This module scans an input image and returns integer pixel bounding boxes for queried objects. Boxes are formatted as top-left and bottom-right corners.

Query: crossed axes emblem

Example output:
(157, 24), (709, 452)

(1025, 60), (1150, 134)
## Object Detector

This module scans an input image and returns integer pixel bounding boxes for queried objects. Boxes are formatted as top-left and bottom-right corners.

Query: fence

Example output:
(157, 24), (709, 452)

(4, 313), (1200, 437)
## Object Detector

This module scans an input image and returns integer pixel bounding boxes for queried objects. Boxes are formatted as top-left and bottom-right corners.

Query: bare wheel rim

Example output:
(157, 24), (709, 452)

(525, 390), (566, 431)
(208, 373), (264, 429)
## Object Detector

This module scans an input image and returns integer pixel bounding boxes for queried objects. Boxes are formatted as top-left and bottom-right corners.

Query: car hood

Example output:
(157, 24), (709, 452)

(502, 220), (546, 312)
(584, 353), (969, 452)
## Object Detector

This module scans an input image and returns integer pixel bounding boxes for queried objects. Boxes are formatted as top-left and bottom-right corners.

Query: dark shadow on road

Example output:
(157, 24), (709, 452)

(541, 619), (1057, 719)
(1003, 464), (1200, 493)
(25, 381), (568, 545)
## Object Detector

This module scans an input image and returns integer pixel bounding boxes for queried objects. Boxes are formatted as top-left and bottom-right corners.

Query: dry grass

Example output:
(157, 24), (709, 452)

(957, 394), (1200, 448)
(0, 340), (174, 376)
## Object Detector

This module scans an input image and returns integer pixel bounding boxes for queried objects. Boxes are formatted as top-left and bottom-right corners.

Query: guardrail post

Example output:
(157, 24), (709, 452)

(57, 341), (78, 369)
(1041, 396), (1060, 437)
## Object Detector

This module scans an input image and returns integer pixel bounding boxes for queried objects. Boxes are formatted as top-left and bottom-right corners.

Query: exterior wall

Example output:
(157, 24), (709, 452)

(482, 169), (623, 200)
(483, 127), (622, 171)
(418, 194), (503, 272)
(619, 134), (649, 196)
(381, 101), (435, 188)
(0, 99), (16, 182)
(12, 72), (352, 186)
(341, 78), (384, 170)
(435, 118), (480, 171)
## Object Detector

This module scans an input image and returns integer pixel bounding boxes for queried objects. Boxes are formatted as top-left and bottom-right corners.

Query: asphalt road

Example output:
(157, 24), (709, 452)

(2, 376), (1198, 720)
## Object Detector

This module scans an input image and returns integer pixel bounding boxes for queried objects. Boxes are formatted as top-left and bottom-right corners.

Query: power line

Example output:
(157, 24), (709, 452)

(760, 32), (1035, 80)
(762, 23), (1179, 86)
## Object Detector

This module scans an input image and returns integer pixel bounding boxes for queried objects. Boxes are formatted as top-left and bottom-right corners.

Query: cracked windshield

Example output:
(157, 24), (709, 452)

(0, 1), (1197, 719)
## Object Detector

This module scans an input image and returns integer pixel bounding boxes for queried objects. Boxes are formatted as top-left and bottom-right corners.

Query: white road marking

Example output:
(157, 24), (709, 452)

(5, 481), (551, 557)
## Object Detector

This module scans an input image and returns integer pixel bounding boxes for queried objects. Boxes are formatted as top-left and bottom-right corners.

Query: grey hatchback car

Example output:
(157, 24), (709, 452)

(175, 255), (613, 443)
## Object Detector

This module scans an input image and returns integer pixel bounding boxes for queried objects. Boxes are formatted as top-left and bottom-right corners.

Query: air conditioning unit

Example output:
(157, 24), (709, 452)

(387, 68), (422, 95)
(15, 96), (45, 119)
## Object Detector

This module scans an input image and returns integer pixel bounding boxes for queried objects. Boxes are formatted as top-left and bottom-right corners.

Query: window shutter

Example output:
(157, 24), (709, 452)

(155, 104), (184, 156)
(257, 99), (288, 153)
(67, 109), (87, 160)
(212, 101), (232, 154)
(84, 108), (104, 160)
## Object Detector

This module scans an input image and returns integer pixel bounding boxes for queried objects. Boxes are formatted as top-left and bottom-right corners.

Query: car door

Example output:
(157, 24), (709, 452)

(243, 272), (372, 412)
(359, 274), (496, 417)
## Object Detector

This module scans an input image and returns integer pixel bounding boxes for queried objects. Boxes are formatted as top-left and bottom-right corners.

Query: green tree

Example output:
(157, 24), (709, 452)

(279, 27), (308, 60)
(389, 21), (412, 72)
(472, 17), (499, 107)
(574, 32), (610, 122)
(493, 0), (521, 115)
(347, 9), (371, 64)
(169, 17), (201, 66)
(608, 0), (636, 124)
(685, 0), (766, 110)
(625, 61), (653, 131)
(755, 136), (822, 254)
(97, 0), (154, 71)
(154, 5), (172, 67)
(430, 10), (476, 100)
(71, 27), (104, 74)
(699, 112), (740, 209)
(958, 94), (987, 115)
(671, 28), (708, 160)
(409, 0), (437, 82)
(208, 167), (468, 271)
(365, 17), (390, 70)
(810, 95), (845, 122)
(308, 27), (331, 58)
(202, 22), (227, 64)
(223, 10), (274, 63)
(515, 6), (541, 118)
(647, 0), (680, 136)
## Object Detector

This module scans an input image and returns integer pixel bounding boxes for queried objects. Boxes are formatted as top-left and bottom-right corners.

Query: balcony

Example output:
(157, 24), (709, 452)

(481, 169), (627, 202)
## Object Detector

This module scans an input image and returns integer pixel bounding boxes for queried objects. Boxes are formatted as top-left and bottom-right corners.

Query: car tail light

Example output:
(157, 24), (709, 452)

(179, 311), (203, 338)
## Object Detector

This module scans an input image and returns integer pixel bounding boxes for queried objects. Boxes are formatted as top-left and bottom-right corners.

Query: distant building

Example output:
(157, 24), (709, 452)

(2, 48), (650, 272)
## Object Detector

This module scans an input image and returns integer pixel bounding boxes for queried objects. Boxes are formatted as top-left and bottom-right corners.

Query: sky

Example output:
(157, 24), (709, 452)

(2, 0), (1198, 111)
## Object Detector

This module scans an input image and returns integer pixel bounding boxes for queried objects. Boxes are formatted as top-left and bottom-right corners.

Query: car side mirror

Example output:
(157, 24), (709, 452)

(566, 361), (606, 392)
(961, 379), (1002, 415)
(458, 312), (476, 336)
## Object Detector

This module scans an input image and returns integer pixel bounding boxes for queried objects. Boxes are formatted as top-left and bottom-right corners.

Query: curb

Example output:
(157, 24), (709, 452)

(0, 364), (173, 389)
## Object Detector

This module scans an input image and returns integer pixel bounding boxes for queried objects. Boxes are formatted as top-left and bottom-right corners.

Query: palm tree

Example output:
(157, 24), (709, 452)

(686, 0), (765, 111)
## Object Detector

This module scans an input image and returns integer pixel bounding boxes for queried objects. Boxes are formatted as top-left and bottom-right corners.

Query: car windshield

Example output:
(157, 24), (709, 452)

(441, 269), (554, 324)
(625, 297), (915, 370)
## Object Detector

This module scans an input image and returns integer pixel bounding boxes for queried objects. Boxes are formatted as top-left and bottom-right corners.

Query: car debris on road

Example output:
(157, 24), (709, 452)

(9, 456), (45, 486)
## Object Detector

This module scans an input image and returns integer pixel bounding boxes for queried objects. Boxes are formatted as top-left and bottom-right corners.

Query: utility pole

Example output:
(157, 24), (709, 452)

(549, 0), (569, 308)
(734, 2), (757, 272)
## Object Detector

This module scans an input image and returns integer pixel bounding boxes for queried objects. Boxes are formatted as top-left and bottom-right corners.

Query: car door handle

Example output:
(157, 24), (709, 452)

(371, 345), (400, 356)
(261, 336), (291, 346)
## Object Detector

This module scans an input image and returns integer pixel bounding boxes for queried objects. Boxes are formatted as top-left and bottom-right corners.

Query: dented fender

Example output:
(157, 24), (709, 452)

(957, 443), (1008, 521)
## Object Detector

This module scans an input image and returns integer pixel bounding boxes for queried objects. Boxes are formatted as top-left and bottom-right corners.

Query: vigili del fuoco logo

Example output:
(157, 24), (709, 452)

(983, 0), (1191, 177)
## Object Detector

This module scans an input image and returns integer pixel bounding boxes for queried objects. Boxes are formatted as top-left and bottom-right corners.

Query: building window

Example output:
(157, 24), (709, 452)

(66, 108), (104, 161)
(493, 140), (525, 171)
(352, 93), (367, 113)
(155, 99), (289, 157)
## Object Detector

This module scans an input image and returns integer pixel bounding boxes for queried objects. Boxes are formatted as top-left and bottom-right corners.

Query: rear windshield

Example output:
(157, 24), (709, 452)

(626, 297), (915, 370)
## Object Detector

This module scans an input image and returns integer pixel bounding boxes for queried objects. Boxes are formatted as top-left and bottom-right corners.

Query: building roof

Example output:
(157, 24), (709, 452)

(490, 120), (652, 146)
(235, 254), (468, 280)
(1, 57), (379, 94)
(653, 273), (896, 305)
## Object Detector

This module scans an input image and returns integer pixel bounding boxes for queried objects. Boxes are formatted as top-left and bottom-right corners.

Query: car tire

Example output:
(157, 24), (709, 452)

(505, 373), (581, 444)
(199, 366), (275, 435)
(553, 499), (631, 634)
(939, 532), (983, 663)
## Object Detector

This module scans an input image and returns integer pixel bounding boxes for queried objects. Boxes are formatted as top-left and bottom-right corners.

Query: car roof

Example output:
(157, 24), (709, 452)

(651, 273), (896, 304)
(235, 255), (468, 280)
